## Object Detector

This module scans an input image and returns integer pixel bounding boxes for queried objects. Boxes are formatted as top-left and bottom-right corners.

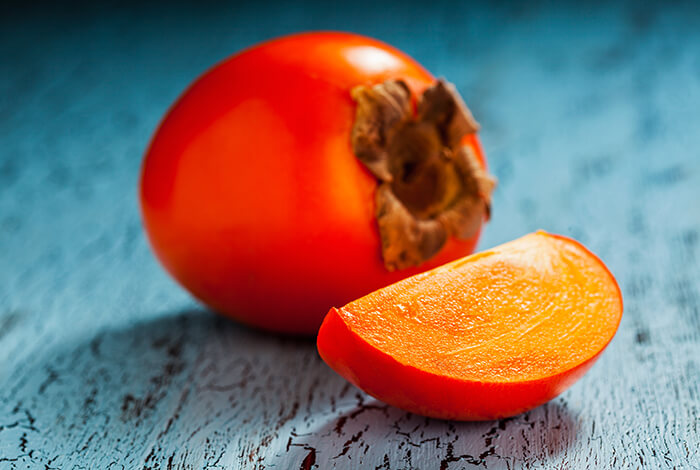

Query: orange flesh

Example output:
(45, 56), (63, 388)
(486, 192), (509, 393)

(318, 231), (623, 419)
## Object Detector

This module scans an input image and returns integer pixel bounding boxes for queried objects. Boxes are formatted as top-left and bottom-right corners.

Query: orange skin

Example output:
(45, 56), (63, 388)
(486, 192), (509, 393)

(140, 32), (487, 335)
(317, 232), (623, 420)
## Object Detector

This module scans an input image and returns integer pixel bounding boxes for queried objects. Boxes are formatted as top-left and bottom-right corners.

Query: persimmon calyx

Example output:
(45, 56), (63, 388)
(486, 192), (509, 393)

(351, 79), (496, 271)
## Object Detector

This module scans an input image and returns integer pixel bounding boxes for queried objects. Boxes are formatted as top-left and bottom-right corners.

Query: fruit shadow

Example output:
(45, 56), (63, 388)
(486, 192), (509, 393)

(2, 308), (345, 466)
(295, 394), (579, 469)
(3, 309), (578, 468)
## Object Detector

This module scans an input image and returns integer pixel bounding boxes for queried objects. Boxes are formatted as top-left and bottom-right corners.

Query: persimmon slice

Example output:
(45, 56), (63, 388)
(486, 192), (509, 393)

(317, 231), (623, 420)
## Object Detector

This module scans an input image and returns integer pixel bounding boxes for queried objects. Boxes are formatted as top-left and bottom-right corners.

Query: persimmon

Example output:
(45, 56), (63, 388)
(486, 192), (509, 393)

(140, 32), (494, 334)
(317, 231), (623, 420)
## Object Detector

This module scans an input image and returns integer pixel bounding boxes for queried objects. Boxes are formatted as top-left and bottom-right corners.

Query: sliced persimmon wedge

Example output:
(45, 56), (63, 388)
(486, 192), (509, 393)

(317, 231), (623, 420)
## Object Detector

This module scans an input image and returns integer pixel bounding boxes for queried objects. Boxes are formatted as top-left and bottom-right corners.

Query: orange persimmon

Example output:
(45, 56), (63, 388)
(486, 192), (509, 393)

(317, 231), (623, 420)
(140, 32), (494, 334)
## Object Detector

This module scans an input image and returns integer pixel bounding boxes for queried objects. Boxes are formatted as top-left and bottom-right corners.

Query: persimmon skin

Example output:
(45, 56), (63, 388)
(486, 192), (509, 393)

(140, 32), (488, 335)
(317, 232), (623, 420)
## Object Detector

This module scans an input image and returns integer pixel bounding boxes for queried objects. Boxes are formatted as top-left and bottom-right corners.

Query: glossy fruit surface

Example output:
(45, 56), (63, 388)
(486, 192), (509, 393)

(317, 231), (623, 420)
(140, 32), (488, 334)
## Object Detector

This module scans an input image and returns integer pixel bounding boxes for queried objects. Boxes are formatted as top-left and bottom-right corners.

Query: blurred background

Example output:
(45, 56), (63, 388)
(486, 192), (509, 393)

(1, 0), (698, 468)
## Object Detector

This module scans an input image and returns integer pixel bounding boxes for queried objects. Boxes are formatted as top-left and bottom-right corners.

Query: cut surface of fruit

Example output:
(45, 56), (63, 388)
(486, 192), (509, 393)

(317, 231), (623, 420)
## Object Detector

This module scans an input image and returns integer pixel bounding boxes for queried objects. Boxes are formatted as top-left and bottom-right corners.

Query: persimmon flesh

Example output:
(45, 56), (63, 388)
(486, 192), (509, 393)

(317, 231), (623, 420)
(140, 32), (492, 334)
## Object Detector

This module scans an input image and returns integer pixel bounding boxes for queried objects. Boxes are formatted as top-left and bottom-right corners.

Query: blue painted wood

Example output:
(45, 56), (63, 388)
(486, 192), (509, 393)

(1, 1), (699, 468)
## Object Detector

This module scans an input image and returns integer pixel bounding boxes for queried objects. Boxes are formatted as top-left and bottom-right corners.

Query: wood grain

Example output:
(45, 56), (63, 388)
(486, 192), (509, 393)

(1, 1), (699, 468)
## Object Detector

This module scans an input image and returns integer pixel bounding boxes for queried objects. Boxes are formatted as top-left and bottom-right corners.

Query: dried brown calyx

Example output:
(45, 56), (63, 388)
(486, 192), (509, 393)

(351, 79), (496, 271)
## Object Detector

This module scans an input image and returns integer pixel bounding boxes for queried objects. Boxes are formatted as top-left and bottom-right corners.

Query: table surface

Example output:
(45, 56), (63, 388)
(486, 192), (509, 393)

(1, 1), (699, 469)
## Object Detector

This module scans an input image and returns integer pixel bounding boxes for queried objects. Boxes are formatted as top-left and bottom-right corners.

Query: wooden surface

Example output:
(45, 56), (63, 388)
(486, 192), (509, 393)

(1, 1), (699, 468)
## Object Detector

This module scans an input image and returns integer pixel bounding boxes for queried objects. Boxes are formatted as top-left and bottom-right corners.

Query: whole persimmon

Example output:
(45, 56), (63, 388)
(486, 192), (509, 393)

(140, 32), (495, 334)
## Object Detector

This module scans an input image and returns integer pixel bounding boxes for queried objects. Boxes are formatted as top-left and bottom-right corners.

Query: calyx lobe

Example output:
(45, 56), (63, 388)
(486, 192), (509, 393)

(351, 79), (496, 271)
